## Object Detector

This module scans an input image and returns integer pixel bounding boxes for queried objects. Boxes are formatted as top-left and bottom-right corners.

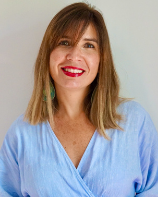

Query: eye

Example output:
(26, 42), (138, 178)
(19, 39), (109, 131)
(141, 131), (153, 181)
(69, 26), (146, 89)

(84, 43), (94, 48)
(58, 40), (70, 46)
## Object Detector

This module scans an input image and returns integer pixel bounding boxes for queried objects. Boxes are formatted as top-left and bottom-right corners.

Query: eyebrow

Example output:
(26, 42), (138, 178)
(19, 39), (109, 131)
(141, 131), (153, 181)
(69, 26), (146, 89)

(83, 38), (98, 44)
(61, 36), (98, 44)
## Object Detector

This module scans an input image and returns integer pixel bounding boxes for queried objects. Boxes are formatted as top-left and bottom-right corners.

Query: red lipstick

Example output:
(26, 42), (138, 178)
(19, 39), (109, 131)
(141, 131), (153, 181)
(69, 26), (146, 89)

(61, 66), (85, 77)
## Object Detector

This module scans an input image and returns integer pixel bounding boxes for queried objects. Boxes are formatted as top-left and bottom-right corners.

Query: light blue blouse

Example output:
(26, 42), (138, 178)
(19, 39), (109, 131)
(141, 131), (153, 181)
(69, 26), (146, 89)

(0, 101), (158, 197)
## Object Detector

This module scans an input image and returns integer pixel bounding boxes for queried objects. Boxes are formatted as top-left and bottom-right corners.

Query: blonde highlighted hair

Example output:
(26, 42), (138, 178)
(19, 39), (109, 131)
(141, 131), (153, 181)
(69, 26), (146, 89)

(25, 2), (124, 139)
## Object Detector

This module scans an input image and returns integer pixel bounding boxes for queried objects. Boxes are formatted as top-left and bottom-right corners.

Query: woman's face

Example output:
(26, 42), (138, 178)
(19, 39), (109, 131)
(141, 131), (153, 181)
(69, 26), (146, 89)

(49, 24), (100, 92)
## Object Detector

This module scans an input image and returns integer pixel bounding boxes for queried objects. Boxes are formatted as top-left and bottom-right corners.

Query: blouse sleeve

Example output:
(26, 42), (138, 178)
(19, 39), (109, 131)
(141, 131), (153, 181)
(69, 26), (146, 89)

(135, 109), (158, 196)
(0, 123), (23, 197)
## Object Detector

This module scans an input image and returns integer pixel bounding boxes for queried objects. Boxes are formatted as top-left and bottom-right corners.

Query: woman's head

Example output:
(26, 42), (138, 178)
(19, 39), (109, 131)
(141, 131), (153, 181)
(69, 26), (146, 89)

(25, 2), (122, 139)
(36, 2), (113, 88)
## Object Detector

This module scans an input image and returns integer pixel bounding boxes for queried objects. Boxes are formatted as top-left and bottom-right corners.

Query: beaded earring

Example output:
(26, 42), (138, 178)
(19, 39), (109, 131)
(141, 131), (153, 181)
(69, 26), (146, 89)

(43, 82), (55, 102)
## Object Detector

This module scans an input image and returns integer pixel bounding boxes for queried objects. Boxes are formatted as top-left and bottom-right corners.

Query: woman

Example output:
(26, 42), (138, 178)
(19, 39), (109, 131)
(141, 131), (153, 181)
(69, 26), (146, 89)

(0, 2), (158, 197)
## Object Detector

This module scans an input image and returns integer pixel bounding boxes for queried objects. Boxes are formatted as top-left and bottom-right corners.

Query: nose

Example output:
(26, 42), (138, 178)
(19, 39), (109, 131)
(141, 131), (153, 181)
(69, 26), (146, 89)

(66, 46), (82, 62)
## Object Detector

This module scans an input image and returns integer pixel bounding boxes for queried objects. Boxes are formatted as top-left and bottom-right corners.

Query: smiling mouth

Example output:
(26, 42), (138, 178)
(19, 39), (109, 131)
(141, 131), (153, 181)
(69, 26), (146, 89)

(62, 68), (84, 73)
(61, 66), (85, 77)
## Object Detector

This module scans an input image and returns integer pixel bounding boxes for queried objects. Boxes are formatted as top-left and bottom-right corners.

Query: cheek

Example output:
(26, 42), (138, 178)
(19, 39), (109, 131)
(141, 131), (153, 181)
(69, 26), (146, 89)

(49, 51), (64, 73)
(49, 53), (58, 76)
(50, 47), (67, 62)
(89, 54), (100, 72)
(50, 52), (61, 63)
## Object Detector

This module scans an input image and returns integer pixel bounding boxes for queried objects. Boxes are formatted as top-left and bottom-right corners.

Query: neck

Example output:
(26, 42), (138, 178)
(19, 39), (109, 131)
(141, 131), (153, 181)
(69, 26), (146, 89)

(54, 86), (89, 119)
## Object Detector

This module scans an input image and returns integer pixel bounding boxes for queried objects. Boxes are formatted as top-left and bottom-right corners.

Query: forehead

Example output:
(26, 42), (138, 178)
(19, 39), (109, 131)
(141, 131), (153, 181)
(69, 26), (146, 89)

(80, 24), (98, 39)
(61, 23), (99, 43)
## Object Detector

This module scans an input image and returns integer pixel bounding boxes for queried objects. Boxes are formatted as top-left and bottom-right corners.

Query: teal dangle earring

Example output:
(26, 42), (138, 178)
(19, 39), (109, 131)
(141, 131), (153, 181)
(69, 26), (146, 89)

(43, 82), (55, 101)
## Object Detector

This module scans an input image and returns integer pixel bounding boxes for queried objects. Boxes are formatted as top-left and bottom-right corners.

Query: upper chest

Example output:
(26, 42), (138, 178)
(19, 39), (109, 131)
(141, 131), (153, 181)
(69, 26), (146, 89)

(51, 116), (96, 168)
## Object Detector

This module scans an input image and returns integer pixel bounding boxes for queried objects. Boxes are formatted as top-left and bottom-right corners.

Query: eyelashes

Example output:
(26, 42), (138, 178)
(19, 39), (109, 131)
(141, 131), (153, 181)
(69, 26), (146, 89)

(57, 40), (95, 49)
(58, 40), (70, 46)
(84, 43), (94, 48)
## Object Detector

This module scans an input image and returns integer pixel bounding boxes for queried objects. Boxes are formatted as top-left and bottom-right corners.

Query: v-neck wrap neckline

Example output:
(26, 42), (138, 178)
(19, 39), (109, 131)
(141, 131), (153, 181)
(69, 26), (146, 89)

(46, 121), (97, 197)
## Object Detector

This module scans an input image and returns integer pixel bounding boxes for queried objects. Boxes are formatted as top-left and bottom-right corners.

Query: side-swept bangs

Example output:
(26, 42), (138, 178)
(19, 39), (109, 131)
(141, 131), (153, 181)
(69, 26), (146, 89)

(48, 4), (101, 52)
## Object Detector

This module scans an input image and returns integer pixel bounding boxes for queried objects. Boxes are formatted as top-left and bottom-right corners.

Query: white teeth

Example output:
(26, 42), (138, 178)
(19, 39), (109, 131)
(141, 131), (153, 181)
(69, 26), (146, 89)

(64, 68), (83, 73)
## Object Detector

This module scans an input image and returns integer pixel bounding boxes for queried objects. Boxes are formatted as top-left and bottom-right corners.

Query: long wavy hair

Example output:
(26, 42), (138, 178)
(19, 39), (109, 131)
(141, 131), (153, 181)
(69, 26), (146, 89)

(25, 2), (124, 139)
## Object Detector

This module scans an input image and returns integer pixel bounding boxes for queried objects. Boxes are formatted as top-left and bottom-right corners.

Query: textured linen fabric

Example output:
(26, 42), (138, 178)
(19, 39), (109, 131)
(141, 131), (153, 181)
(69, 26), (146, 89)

(0, 101), (158, 197)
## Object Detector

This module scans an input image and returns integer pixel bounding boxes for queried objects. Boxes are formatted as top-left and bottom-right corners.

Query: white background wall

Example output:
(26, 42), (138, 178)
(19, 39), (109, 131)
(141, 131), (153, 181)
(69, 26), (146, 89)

(0, 0), (158, 146)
